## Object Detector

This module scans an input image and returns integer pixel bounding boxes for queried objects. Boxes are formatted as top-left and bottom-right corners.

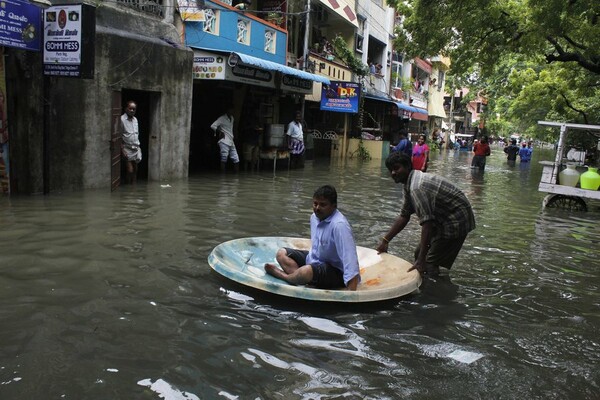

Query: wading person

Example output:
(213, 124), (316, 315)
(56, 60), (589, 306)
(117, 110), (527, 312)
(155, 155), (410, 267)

(519, 141), (532, 163)
(504, 138), (519, 166)
(471, 135), (491, 170)
(264, 185), (360, 290)
(286, 111), (305, 169)
(211, 105), (240, 172)
(119, 101), (142, 185)
(390, 128), (412, 156)
(377, 152), (476, 276)
(412, 134), (429, 172)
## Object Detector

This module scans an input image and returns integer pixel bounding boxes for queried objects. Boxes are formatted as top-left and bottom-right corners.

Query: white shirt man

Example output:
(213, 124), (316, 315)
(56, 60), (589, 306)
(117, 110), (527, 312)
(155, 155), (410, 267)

(211, 106), (240, 171)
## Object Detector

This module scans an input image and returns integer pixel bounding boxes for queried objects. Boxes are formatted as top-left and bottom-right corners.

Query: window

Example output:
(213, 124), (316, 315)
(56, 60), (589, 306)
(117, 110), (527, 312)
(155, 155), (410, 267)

(392, 61), (402, 88)
(355, 33), (363, 53)
(437, 70), (445, 92)
(203, 9), (219, 35)
(265, 29), (276, 53)
(237, 18), (250, 45)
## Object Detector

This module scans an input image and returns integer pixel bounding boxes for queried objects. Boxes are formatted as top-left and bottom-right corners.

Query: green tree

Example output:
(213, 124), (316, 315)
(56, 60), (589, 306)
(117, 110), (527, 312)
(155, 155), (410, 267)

(391, 0), (600, 76)
(390, 1), (600, 144)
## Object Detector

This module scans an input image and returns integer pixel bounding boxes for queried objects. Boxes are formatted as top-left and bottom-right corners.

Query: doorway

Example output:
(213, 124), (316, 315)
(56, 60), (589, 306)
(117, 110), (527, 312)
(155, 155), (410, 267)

(120, 90), (155, 183)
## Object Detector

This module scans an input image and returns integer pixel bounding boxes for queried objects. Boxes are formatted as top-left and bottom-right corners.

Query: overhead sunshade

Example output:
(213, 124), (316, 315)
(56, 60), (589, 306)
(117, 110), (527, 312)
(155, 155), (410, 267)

(229, 52), (330, 84)
(318, 0), (359, 28)
(396, 102), (427, 114)
(396, 102), (418, 113)
(365, 93), (396, 104)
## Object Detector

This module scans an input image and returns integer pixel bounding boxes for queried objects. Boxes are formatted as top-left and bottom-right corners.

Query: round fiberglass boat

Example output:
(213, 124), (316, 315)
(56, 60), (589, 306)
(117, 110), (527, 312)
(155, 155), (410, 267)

(208, 237), (422, 303)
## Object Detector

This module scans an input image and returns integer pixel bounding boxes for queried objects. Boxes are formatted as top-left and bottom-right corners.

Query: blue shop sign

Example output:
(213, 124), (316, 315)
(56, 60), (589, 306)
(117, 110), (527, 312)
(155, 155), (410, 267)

(320, 81), (360, 113)
(0, 0), (42, 51)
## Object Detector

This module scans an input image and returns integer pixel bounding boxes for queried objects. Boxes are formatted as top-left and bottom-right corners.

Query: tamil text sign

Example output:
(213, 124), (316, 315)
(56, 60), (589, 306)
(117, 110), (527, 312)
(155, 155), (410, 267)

(320, 81), (360, 113)
(0, 0), (42, 51)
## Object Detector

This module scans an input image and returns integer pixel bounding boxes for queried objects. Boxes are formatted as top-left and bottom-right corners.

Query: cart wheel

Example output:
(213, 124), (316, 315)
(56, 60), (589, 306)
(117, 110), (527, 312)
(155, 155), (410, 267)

(543, 194), (587, 211)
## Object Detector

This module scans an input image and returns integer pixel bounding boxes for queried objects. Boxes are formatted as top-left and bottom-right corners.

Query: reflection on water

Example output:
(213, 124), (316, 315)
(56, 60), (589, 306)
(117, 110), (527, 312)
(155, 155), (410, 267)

(1, 147), (599, 398)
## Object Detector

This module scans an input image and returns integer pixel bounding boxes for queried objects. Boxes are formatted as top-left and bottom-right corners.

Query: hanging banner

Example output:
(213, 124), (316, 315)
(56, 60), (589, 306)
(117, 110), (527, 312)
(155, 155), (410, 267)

(43, 4), (95, 78)
(0, 0), (42, 51)
(0, 55), (9, 194)
(320, 81), (360, 113)
(177, 0), (206, 22)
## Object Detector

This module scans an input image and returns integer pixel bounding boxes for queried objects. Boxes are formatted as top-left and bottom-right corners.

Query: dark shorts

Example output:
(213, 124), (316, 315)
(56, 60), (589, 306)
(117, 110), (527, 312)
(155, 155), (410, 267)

(283, 247), (345, 289)
(471, 155), (487, 170)
(413, 234), (467, 270)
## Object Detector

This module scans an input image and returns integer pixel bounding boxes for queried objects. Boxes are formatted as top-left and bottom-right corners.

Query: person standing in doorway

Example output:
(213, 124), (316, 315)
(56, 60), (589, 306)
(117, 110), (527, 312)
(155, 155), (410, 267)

(119, 101), (142, 185)
(286, 111), (306, 169)
(412, 134), (429, 172)
(211, 105), (240, 172)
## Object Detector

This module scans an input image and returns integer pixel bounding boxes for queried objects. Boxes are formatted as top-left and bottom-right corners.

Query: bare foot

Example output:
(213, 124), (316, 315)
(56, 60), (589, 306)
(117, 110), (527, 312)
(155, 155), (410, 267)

(264, 263), (288, 281)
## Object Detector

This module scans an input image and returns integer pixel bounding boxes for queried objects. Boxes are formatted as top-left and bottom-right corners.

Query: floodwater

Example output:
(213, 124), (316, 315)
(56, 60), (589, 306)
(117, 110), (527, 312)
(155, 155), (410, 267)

(1, 146), (599, 399)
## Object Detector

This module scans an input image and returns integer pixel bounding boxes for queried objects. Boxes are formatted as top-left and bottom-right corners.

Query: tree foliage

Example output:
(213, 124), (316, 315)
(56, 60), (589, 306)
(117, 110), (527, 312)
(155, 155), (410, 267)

(391, 0), (600, 76)
(390, 0), (600, 142)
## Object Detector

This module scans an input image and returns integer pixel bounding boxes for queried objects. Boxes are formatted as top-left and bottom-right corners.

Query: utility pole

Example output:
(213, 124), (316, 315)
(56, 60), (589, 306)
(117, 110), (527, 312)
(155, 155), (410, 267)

(300, 0), (310, 119)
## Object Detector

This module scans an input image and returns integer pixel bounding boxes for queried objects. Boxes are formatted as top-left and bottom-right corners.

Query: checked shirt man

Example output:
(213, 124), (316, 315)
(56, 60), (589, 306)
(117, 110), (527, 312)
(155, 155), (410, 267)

(377, 152), (476, 276)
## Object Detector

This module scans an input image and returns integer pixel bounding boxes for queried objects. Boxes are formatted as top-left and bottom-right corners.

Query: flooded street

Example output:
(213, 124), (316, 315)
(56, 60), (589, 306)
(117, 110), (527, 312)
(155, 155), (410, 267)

(1, 147), (599, 399)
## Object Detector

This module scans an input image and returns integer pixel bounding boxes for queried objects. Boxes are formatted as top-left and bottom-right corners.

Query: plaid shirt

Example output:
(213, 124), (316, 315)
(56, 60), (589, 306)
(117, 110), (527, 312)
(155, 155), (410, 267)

(400, 170), (476, 238)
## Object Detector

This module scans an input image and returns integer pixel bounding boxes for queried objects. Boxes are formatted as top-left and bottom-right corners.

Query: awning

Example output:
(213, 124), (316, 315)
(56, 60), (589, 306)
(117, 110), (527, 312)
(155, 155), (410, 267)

(365, 93), (396, 105)
(318, 0), (359, 28)
(396, 102), (418, 113)
(395, 102), (428, 115)
(411, 112), (428, 121)
(229, 52), (330, 84)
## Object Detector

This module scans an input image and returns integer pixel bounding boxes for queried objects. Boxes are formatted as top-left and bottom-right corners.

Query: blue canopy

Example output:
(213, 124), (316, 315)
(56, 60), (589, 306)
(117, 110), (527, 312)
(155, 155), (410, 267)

(231, 52), (330, 84)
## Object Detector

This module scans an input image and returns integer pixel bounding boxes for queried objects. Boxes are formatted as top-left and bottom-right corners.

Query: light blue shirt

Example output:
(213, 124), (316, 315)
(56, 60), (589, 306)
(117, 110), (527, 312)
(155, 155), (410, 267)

(306, 209), (360, 286)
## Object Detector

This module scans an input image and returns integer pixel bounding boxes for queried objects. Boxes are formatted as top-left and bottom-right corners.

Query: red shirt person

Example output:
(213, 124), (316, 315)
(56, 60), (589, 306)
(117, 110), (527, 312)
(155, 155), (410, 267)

(471, 136), (491, 170)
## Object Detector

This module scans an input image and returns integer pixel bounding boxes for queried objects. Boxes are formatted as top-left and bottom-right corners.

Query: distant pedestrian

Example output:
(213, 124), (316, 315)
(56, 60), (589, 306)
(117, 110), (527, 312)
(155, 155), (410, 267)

(412, 134), (429, 172)
(504, 138), (519, 166)
(119, 101), (142, 185)
(518, 141), (532, 163)
(390, 128), (412, 157)
(286, 111), (306, 169)
(471, 136), (491, 170)
(211, 105), (240, 172)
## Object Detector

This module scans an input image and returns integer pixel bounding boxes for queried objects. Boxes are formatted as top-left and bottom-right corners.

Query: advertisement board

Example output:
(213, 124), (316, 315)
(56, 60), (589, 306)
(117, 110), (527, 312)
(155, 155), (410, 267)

(193, 50), (226, 80)
(0, 0), (42, 51)
(320, 81), (360, 113)
(43, 4), (95, 78)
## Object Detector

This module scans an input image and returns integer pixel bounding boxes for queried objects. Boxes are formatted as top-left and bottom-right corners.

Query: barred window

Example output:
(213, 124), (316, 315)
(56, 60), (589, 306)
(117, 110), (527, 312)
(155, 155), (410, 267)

(203, 9), (219, 35)
(264, 30), (276, 53)
(237, 19), (250, 45)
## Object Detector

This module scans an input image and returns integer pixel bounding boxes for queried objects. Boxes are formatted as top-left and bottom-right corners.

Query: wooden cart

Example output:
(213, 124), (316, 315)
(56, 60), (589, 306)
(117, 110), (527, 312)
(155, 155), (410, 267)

(537, 121), (600, 211)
